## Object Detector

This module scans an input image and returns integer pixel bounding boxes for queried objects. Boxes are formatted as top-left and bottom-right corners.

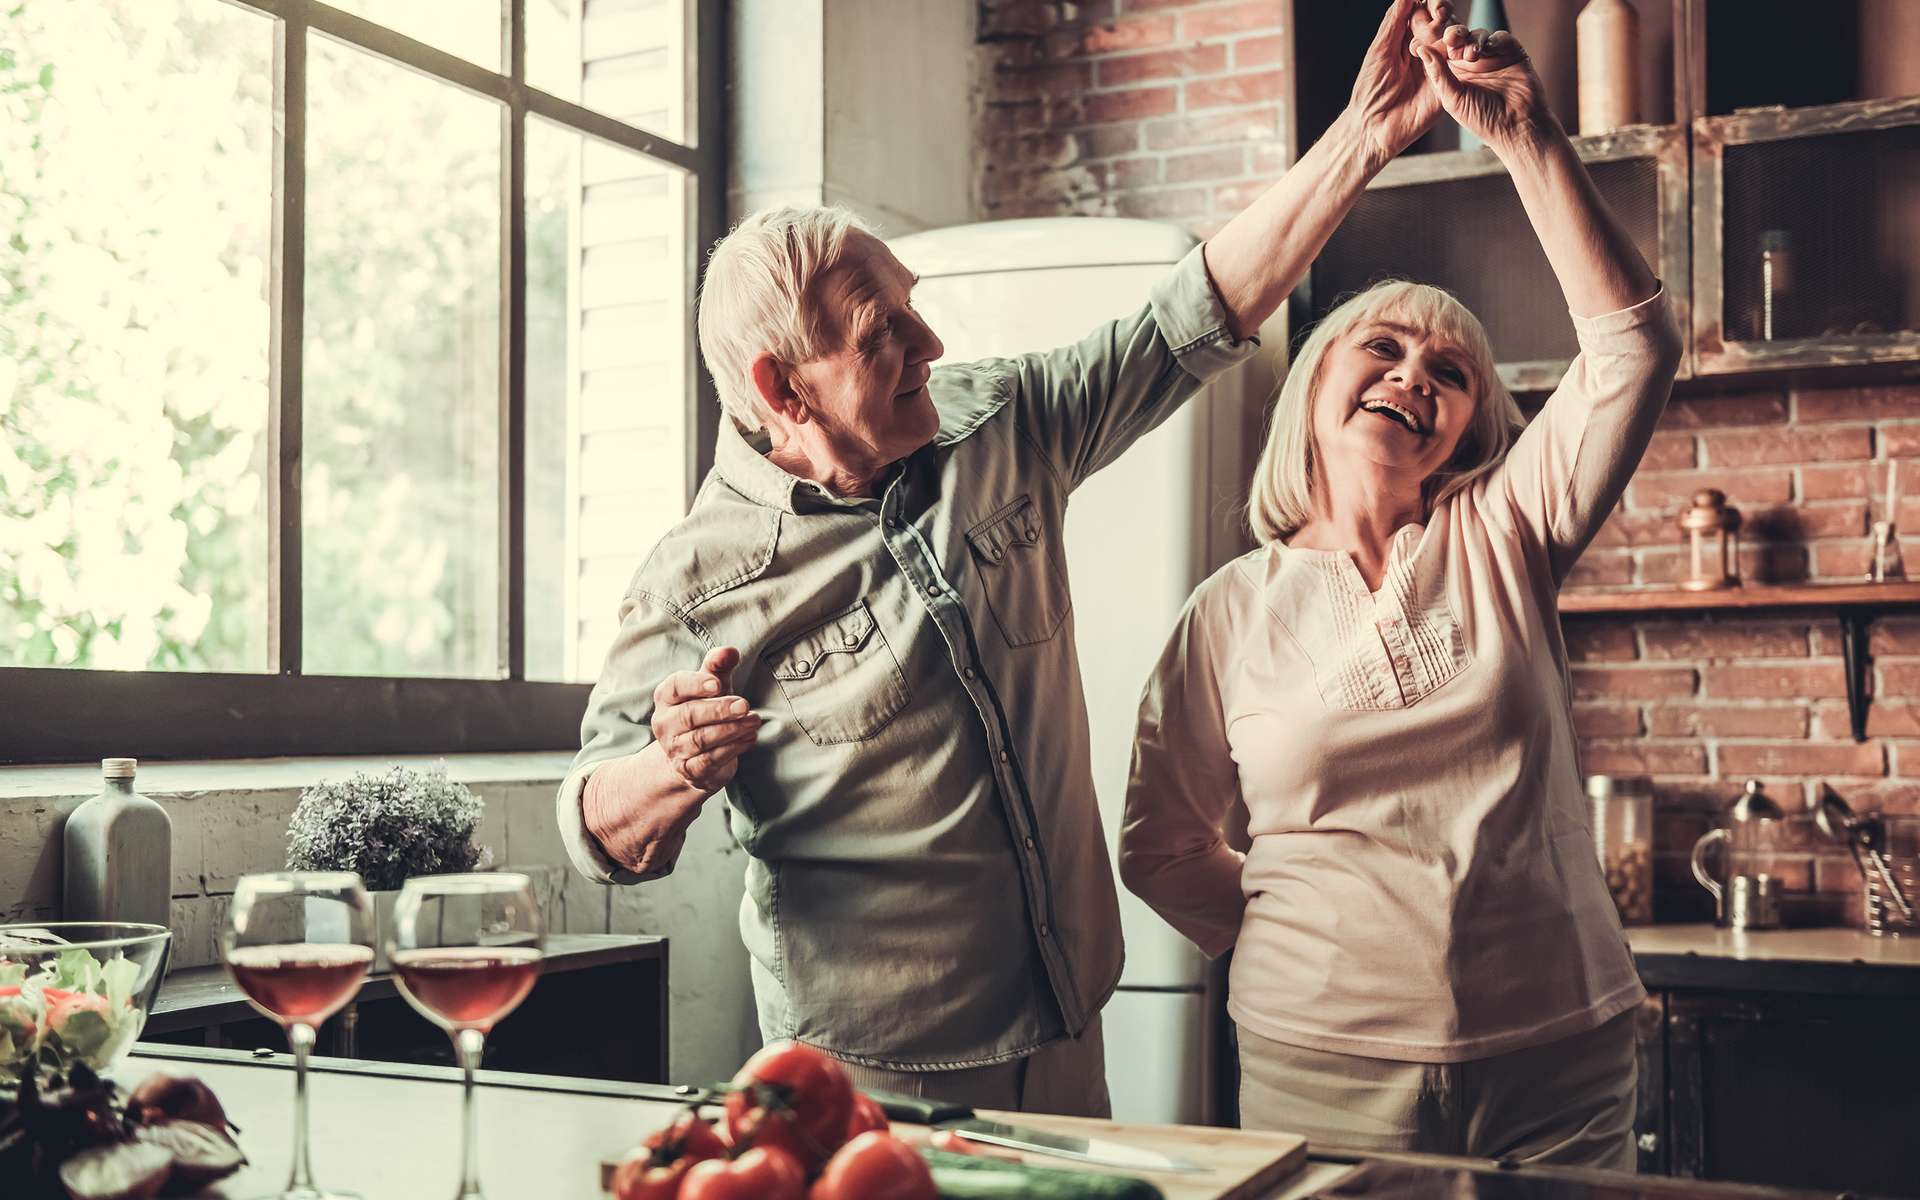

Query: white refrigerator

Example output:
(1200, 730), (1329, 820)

(890, 218), (1279, 1125)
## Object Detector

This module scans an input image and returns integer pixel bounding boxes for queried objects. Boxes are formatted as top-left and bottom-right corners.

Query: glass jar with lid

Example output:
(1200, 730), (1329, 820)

(1588, 774), (1654, 925)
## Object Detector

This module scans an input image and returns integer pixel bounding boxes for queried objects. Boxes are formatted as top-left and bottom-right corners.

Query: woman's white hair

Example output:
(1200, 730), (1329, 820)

(696, 205), (875, 432)
(1248, 279), (1525, 545)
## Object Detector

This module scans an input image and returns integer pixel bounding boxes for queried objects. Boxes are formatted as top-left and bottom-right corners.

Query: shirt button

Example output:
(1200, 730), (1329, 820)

(963, 668), (976, 681)
(927, 584), (941, 597)
(843, 634), (858, 647)
(794, 658), (810, 671)
(1039, 923), (1051, 938)
(998, 750), (1009, 763)
(885, 515), (900, 528)
(1023, 836), (1034, 850)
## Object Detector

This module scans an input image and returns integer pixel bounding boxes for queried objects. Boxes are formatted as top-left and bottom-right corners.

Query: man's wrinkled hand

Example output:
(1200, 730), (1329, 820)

(651, 645), (762, 794)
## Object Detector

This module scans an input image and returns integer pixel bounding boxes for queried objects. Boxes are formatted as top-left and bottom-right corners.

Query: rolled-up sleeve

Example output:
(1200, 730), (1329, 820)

(1486, 286), (1684, 584)
(556, 588), (708, 885)
(1008, 244), (1259, 489)
(1121, 577), (1248, 959)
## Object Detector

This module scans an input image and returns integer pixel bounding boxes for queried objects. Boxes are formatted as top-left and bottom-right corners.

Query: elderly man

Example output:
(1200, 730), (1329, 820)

(558, 0), (1456, 1115)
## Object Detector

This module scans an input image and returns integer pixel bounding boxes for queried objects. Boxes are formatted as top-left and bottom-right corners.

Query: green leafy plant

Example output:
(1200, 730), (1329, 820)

(285, 764), (485, 892)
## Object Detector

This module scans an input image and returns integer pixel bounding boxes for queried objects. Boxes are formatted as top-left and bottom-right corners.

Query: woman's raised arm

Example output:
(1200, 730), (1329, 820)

(1411, 5), (1658, 317)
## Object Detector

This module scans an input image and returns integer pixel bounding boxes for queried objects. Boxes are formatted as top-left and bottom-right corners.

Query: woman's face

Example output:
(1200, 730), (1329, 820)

(1311, 315), (1479, 491)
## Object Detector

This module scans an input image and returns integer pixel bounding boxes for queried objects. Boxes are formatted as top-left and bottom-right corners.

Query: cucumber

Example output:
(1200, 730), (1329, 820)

(921, 1148), (1167, 1200)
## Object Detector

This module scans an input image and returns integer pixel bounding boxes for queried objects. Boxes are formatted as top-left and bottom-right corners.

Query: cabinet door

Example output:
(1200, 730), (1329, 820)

(1666, 990), (1920, 1192)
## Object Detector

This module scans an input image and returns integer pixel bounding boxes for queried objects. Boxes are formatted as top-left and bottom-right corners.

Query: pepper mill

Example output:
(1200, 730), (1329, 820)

(63, 758), (173, 928)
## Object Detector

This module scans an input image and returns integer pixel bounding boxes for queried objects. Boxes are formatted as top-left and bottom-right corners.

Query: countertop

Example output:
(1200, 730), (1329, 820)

(1627, 923), (1920, 996)
(117, 1046), (1841, 1200)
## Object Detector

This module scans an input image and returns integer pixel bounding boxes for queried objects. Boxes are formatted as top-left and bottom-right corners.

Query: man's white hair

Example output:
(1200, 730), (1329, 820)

(696, 204), (875, 432)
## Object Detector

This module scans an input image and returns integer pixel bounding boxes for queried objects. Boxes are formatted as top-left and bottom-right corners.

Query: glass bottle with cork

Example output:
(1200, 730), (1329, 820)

(63, 757), (173, 927)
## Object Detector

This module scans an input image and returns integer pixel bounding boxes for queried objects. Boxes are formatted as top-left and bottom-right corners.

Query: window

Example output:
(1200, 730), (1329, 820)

(0, 0), (723, 761)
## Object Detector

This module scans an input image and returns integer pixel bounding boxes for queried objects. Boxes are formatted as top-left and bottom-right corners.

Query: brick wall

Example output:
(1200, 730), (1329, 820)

(1565, 381), (1920, 927)
(973, 6), (1920, 931)
(975, 0), (1290, 235)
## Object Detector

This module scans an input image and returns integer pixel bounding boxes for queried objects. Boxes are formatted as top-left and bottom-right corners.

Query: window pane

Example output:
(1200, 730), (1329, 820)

(0, 0), (272, 671)
(525, 119), (690, 683)
(529, 0), (689, 143)
(327, 0), (500, 73)
(303, 35), (501, 679)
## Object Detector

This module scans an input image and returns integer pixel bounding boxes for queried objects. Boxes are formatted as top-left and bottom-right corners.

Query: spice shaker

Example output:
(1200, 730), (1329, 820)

(63, 758), (173, 927)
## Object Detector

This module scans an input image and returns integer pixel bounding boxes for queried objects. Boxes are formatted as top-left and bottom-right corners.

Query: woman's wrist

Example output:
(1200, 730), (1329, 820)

(1331, 105), (1400, 179)
(1489, 110), (1569, 172)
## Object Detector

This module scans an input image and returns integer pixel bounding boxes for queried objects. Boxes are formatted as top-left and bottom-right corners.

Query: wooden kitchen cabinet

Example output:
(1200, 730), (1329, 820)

(1637, 988), (1920, 1193)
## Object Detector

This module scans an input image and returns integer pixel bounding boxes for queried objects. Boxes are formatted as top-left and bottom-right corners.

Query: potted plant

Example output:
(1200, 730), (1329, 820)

(285, 763), (489, 967)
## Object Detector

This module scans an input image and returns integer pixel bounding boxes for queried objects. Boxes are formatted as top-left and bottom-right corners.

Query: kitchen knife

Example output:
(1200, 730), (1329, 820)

(868, 1092), (1209, 1175)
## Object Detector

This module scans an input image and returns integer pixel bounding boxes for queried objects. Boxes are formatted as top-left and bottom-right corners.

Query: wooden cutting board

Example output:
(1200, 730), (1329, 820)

(602, 1114), (1306, 1199)
(899, 1111), (1308, 1200)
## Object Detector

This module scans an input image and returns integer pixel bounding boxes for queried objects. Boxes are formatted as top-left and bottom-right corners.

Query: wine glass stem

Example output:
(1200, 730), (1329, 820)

(455, 1027), (486, 1199)
(287, 1021), (319, 1194)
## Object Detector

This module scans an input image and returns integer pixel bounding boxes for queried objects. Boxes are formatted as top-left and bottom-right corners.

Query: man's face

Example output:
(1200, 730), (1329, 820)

(787, 230), (946, 469)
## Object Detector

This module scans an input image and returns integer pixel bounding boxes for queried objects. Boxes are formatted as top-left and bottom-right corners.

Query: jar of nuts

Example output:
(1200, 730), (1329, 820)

(1588, 774), (1654, 925)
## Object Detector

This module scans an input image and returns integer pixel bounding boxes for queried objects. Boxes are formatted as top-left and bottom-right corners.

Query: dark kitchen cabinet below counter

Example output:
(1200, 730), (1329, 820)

(1628, 926), (1920, 1195)
(142, 933), (668, 1084)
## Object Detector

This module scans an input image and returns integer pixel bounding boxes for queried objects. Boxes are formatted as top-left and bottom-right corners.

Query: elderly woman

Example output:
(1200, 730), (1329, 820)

(1119, 6), (1682, 1170)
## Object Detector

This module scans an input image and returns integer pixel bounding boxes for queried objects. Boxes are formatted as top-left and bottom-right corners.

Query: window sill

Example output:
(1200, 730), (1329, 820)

(0, 751), (575, 802)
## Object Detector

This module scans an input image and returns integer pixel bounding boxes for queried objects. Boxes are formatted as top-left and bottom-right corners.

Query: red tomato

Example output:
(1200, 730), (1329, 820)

(644, 1110), (729, 1166)
(610, 1155), (691, 1200)
(723, 1041), (853, 1171)
(680, 1147), (806, 1200)
(845, 1092), (889, 1139)
(808, 1132), (937, 1200)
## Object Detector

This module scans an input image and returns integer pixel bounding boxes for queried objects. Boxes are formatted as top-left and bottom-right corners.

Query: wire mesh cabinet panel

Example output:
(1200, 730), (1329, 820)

(1306, 125), (1690, 394)
(1693, 96), (1920, 374)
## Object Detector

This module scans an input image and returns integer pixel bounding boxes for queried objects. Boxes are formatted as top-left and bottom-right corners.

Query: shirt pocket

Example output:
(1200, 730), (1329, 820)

(966, 494), (1071, 647)
(768, 600), (911, 746)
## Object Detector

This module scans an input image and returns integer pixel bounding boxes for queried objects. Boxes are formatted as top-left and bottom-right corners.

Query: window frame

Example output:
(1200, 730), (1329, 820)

(0, 0), (726, 763)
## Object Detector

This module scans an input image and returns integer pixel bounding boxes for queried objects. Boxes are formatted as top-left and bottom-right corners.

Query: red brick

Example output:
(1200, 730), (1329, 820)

(1639, 543), (1808, 586)
(1185, 69), (1287, 111)
(1081, 85), (1180, 125)
(1079, 124), (1142, 158)
(1234, 32), (1285, 68)
(1820, 781), (1920, 814)
(1627, 468), (1793, 510)
(1657, 391), (1789, 431)
(1580, 741), (1708, 776)
(1113, 187), (1210, 219)
(1883, 662), (1920, 698)
(1074, 14), (1178, 55)
(1794, 383), (1920, 422)
(1893, 743), (1920, 778)
(1813, 702), (1920, 740)
(1706, 662), (1848, 700)
(1251, 141), (1289, 174)
(1095, 44), (1227, 86)
(1872, 619), (1920, 657)
(1811, 540), (1913, 581)
(981, 2), (1064, 39)
(1648, 704), (1809, 738)
(982, 101), (1047, 136)
(1800, 463), (1874, 502)
(1639, 432), (1697, 470)
(1573, 705), (1644, 738)
(1655, 810), (1713, 848)
(1743, 501), (1868, 542)
(1718, 742), (1886, 778)
(1885, 425), (1920, 457)
(992, 61), (1096, 102)
(985, 131), (1080, 170)
(1144, 105), (1279, 150)
(1565, 552), (1634, 588)
(1593, 507), (1686, 549)
(1565, 622), (1639, 662)
(1163, 145), (1247, 183)
(1183, 1), (1280, 40)
(1641, 622), (1809, 660)
(1097, 156), (1162, 189)
(1572, 666), (1698, 700)
(1701, 427), (1873, 468)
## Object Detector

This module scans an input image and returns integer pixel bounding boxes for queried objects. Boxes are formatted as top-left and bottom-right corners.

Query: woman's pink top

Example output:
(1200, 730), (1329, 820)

(1121, 289), (1683, 1063)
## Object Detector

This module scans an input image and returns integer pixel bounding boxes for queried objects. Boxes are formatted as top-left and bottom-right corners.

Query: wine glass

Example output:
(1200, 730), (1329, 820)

(223, 870), (376, 1200)
(389, 873), (544, 1200)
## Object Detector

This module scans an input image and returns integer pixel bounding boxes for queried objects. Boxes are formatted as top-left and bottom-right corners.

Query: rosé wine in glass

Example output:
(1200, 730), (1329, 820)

(228, 943), (376, 1025)
(391, 946), (541, 1032)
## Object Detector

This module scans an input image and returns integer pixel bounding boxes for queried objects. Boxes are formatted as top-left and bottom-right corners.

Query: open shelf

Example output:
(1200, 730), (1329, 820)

(1559, 581), (1920, 615)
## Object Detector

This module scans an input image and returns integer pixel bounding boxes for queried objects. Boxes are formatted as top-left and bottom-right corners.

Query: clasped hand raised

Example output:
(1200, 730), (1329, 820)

(1351, 0), (1555, 164)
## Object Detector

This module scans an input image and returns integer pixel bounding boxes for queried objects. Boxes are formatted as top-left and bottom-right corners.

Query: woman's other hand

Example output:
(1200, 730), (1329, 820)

(1347, 0), (1443, 166)
(1410, 1), (1557, 155)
